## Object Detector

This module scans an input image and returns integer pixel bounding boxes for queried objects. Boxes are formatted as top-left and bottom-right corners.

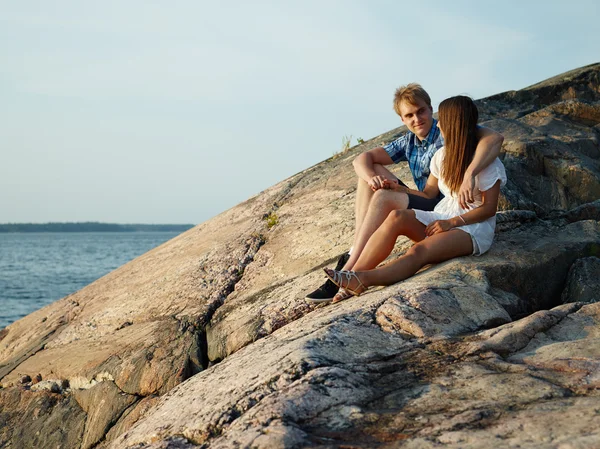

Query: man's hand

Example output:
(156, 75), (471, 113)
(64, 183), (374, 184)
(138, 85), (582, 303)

(458, 173), (476, 209)
(368, 175), (389, 191)
(425, 219), (453, 236)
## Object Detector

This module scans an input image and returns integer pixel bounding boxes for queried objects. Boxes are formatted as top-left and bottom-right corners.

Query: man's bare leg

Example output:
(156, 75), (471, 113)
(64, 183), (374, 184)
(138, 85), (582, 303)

(354, 164), (401, 242)
(354, 175), (374, 242)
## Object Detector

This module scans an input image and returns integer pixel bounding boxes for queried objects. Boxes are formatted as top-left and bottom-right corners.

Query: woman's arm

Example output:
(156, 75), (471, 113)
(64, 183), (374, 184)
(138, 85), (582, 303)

(387, 173), (440, 199)
(425, 180), (501, 236)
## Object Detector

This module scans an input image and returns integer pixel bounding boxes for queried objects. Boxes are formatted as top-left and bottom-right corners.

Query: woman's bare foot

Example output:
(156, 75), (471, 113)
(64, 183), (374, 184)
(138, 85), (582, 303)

(323, 269), (367, 296)
(332, 288), (353, 303)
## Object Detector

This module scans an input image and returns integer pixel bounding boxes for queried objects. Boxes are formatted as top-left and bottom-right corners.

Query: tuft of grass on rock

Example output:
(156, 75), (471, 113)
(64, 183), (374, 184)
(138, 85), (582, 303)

(341, 134), (353, 153)
(331, 135), (356, 159)
(263, 212), (279, 229)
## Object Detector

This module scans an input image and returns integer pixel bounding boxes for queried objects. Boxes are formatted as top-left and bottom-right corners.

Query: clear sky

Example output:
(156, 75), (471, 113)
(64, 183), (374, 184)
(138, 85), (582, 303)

(2, 1), (598, 224)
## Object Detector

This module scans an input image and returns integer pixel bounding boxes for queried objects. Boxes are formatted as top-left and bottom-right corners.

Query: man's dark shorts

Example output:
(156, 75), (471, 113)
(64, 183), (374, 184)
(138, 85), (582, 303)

(396, 178), (443, 211)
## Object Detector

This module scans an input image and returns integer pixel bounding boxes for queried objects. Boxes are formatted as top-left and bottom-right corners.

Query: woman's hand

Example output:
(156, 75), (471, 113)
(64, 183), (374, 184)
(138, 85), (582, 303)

(425, 219), (454, 236)
(367, 175), (388, 191)
(383, 179), (408, 193)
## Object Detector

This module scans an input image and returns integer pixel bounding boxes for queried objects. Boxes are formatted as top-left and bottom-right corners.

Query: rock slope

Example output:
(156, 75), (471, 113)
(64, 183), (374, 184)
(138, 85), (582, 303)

(1, 63), (599, 449)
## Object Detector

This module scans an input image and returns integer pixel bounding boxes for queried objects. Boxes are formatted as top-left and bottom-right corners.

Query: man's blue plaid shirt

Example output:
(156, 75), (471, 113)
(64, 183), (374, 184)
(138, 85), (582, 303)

(383, 119), (444, 191)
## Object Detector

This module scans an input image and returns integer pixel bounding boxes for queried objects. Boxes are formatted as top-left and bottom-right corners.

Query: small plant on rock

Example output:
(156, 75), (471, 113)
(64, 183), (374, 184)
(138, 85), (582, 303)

(331, 135), (355, 159)
(341, 135), (353, 153)
(264, 212), (279, 229)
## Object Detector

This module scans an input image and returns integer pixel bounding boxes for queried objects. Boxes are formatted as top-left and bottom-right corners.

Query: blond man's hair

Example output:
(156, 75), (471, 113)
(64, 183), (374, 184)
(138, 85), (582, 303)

(393, 83), (432, 116)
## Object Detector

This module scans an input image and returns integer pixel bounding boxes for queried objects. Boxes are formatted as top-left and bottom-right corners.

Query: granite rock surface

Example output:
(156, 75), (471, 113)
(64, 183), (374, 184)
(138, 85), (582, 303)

(1, 63), (599, 449)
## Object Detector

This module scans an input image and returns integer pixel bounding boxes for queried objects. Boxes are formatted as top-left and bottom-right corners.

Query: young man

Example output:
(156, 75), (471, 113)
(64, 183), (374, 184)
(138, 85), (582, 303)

(306, 83), (504, 303)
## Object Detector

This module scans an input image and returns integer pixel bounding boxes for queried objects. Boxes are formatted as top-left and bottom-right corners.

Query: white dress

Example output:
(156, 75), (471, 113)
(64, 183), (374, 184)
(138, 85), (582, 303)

(414, 147), (507, 256)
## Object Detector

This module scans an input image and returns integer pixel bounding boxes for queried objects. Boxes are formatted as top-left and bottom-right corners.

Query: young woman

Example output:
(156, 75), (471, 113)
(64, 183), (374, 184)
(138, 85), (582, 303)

(325, 96), (507, 299)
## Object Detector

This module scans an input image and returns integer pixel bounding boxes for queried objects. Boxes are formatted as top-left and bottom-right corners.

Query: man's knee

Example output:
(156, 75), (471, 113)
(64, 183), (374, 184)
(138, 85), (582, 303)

(374, 187), (409, 210)
(372, 188), (401, 204)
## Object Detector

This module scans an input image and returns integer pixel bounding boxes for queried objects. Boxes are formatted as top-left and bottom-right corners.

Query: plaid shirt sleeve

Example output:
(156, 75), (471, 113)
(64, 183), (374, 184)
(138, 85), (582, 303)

(383, 134), (409, 163)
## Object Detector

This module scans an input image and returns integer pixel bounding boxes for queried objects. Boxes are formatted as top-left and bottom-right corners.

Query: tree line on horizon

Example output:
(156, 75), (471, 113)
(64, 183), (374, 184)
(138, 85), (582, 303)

(0, 222), (195, 233)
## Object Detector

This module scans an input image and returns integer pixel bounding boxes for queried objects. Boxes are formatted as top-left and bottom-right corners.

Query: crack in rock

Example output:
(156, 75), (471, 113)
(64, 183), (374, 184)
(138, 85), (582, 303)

(195, 233), (266, 329)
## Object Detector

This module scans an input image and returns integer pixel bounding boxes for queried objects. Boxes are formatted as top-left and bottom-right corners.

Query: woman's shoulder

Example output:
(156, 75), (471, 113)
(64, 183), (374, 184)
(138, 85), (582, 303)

(430, 146), (445, 175)
(477, 157), (507, 189)
(433, 146), (445, 161)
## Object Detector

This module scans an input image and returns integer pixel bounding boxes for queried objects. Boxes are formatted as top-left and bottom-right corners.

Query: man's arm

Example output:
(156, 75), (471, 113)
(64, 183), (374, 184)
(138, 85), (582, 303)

(459, 127), (504, 208)
(353, 147), (395, 191)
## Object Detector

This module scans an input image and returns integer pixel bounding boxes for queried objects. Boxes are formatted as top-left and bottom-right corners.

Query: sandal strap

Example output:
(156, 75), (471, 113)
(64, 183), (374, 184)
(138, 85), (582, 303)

(338, 270), (365, 295)
(333, 288), (352, 303)
(323, 267), (366, 296)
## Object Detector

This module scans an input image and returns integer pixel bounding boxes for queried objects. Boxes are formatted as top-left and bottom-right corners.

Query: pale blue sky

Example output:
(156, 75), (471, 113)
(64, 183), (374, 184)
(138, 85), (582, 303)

(1, 1), (598, 224)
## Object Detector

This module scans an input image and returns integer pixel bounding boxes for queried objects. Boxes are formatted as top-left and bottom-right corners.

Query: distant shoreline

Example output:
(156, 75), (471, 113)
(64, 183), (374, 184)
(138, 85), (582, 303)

(0, 222), (195, 233)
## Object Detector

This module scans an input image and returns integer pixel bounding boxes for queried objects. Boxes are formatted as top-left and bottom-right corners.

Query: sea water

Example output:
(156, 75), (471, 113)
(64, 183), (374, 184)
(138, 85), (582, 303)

(0, 231), (181, 329)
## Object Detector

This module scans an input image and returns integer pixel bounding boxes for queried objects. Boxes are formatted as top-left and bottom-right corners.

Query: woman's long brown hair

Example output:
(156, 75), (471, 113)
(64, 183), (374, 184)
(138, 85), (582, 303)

(439, 96), (480, 195)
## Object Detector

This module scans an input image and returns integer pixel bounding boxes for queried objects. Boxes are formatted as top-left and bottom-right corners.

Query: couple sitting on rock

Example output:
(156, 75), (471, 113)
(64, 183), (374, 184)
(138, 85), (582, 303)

(306, 84), (507, 303)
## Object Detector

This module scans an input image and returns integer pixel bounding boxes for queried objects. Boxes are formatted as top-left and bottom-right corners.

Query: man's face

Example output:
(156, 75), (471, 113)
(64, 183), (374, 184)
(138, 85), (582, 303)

(398, 99), (434, 140)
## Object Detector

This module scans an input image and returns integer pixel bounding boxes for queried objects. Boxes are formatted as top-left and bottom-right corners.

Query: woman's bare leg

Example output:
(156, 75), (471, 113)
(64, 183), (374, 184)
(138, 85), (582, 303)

(327, 229), (474, 294)
(352, 209), (427, 271)
(360, 229), (474, 287)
